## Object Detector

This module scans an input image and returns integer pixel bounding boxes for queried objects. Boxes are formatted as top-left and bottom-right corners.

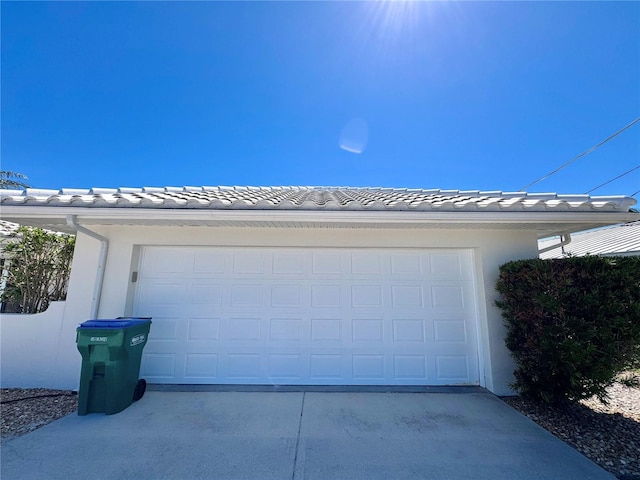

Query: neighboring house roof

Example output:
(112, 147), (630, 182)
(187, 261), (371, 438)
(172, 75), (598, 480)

(0, 220), (70, 260)
(1, 186), (638, 237)
(539, 220), (640, 259)
(0, 220), (19, 238)
(0, 221), (20, 260)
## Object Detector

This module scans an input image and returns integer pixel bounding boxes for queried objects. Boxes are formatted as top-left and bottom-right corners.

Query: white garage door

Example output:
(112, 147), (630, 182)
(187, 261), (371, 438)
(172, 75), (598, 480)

(133, 247), (480, 385)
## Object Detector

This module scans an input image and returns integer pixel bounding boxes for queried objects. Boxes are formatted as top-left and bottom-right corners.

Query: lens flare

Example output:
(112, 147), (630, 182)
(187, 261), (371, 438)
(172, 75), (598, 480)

(339, 117), (369, 154)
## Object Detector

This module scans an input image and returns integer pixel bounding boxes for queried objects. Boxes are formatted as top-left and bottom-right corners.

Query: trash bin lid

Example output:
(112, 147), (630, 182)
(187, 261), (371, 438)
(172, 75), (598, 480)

(78, 318), (151, 329)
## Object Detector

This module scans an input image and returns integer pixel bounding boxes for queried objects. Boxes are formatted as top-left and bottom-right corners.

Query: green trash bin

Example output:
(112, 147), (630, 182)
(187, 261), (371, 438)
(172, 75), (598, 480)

(76, 317), (152, 415)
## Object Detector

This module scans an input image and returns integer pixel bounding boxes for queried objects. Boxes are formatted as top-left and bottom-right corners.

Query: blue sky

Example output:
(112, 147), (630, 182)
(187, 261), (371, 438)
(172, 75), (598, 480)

(2, 1), (639, 196)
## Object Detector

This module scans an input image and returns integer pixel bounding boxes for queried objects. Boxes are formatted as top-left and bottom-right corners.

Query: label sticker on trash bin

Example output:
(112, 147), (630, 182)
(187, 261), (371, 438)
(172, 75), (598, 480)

(130, 334), (146, 347)
(90, 336), (108, 342)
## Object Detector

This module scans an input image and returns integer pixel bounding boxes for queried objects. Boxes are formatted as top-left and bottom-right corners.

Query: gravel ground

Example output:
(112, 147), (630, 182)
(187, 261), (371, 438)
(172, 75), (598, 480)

(1, 388), (78, 443)
(1, 385), (638, 478)
(503, 382), (640, 480)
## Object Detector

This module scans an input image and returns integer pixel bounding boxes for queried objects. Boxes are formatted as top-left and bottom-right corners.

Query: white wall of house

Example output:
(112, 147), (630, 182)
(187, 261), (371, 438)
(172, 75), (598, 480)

(1, 225), (538, 394)
(1, 302), (68, 388)
(0, 233), (102, 390)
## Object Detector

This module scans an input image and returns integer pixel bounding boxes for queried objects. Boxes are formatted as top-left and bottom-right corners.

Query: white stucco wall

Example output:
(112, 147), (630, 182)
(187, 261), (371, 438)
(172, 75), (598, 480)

(1, 302), (68, 388)
(0, 232), (104, 390)
(1, 225), (538, 393)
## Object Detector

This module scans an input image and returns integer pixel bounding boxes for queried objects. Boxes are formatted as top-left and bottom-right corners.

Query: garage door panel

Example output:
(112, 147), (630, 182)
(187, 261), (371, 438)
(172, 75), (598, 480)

(429, 253), (463, 277)
(273, 253), (307, 274)
(350, 253), (383, 275)
(352, 354), (385, 379)
(310, 354), (342, 379)
(311, 285), (341, 307)
(230, 285), (263, 307)
(393, 355), (428, 379)
(141, 353), (177, 379)
(268, 318), (304, 341)
(390, 253), (423, 275)
(142, 248), (188, 276)
(187, 317), (221, 341)
(190, 283), (224, 305)
(312, 253), (341, 274)
(232, 253), (266, 274)
(226, 354), (262, 379)
(138, 303), (183, 319)
(351, 285), (383, 307)
(267, 353), (303, 379)
(391, 285), (424, 307)
(228, 317), (262, 341)
(146, 317), (180, 341)
(351, 318), (384, 343)
(134, 247), (480, 385)
(392, 319), (426, 343)
(434, 319), (468, 344)
(430, 285), (465, 309)
(136, 281), (186, 307)
(193, 252), (226, 274)
(310, 318), (343, 343)
(435, 355), (471, 382)
(184, 353), (219, 379)
(270, 285), (304, 307)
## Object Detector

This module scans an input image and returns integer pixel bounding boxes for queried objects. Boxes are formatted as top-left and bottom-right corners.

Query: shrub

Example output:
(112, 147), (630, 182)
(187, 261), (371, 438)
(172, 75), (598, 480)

(1, 226), (75, 314)
(496, 255), (640, 404)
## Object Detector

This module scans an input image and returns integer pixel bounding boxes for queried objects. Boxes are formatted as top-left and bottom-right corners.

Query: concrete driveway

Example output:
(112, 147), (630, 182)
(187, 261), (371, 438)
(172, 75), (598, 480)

(1, 390), (614, 480)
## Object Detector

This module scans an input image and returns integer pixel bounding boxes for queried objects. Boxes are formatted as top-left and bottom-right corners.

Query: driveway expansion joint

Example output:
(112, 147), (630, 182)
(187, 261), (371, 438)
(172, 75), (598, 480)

(291, 391), (305, 480)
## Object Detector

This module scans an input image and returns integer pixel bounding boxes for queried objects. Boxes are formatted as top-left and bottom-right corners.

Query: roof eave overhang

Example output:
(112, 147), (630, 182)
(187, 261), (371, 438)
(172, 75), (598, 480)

(1, 206), (638, 237)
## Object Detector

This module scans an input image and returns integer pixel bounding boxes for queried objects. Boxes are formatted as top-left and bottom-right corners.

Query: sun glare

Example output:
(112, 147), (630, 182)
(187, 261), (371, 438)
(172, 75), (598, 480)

(368, 0), (421, 32)
(350, 0), (437, 63)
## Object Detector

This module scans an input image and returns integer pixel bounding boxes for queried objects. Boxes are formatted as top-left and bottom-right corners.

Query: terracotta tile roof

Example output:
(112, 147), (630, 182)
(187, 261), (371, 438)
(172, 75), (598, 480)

(0, 186), (636, 212)
(539, 221), (640, 258)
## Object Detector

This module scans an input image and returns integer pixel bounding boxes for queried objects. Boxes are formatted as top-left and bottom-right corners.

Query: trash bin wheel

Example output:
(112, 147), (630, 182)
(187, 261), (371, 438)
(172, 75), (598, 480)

(133, 379), (147, 402)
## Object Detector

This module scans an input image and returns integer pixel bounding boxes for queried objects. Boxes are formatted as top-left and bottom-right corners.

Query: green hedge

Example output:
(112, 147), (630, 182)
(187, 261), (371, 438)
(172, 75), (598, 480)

(496, 255), (640, 404)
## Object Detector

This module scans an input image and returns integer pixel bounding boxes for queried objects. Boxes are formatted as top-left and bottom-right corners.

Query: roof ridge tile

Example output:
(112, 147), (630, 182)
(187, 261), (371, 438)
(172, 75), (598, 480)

(25, 188), (60, 196)
(525, 192), (556, 198)
(118, 187), (143, 194)
(90, 188), (119, 194)
(1, 189), (27, 196)
(61, 188), (91, 195)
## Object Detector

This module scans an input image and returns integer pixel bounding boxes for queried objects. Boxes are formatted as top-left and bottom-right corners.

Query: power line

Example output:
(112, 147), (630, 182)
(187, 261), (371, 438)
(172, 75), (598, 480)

(519, 116), (640, 191)
(584, 165), (640, 194)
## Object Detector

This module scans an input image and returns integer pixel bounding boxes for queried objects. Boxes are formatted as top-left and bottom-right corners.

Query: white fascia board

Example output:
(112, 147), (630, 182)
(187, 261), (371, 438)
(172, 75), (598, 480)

(1, 206), (638, 229)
